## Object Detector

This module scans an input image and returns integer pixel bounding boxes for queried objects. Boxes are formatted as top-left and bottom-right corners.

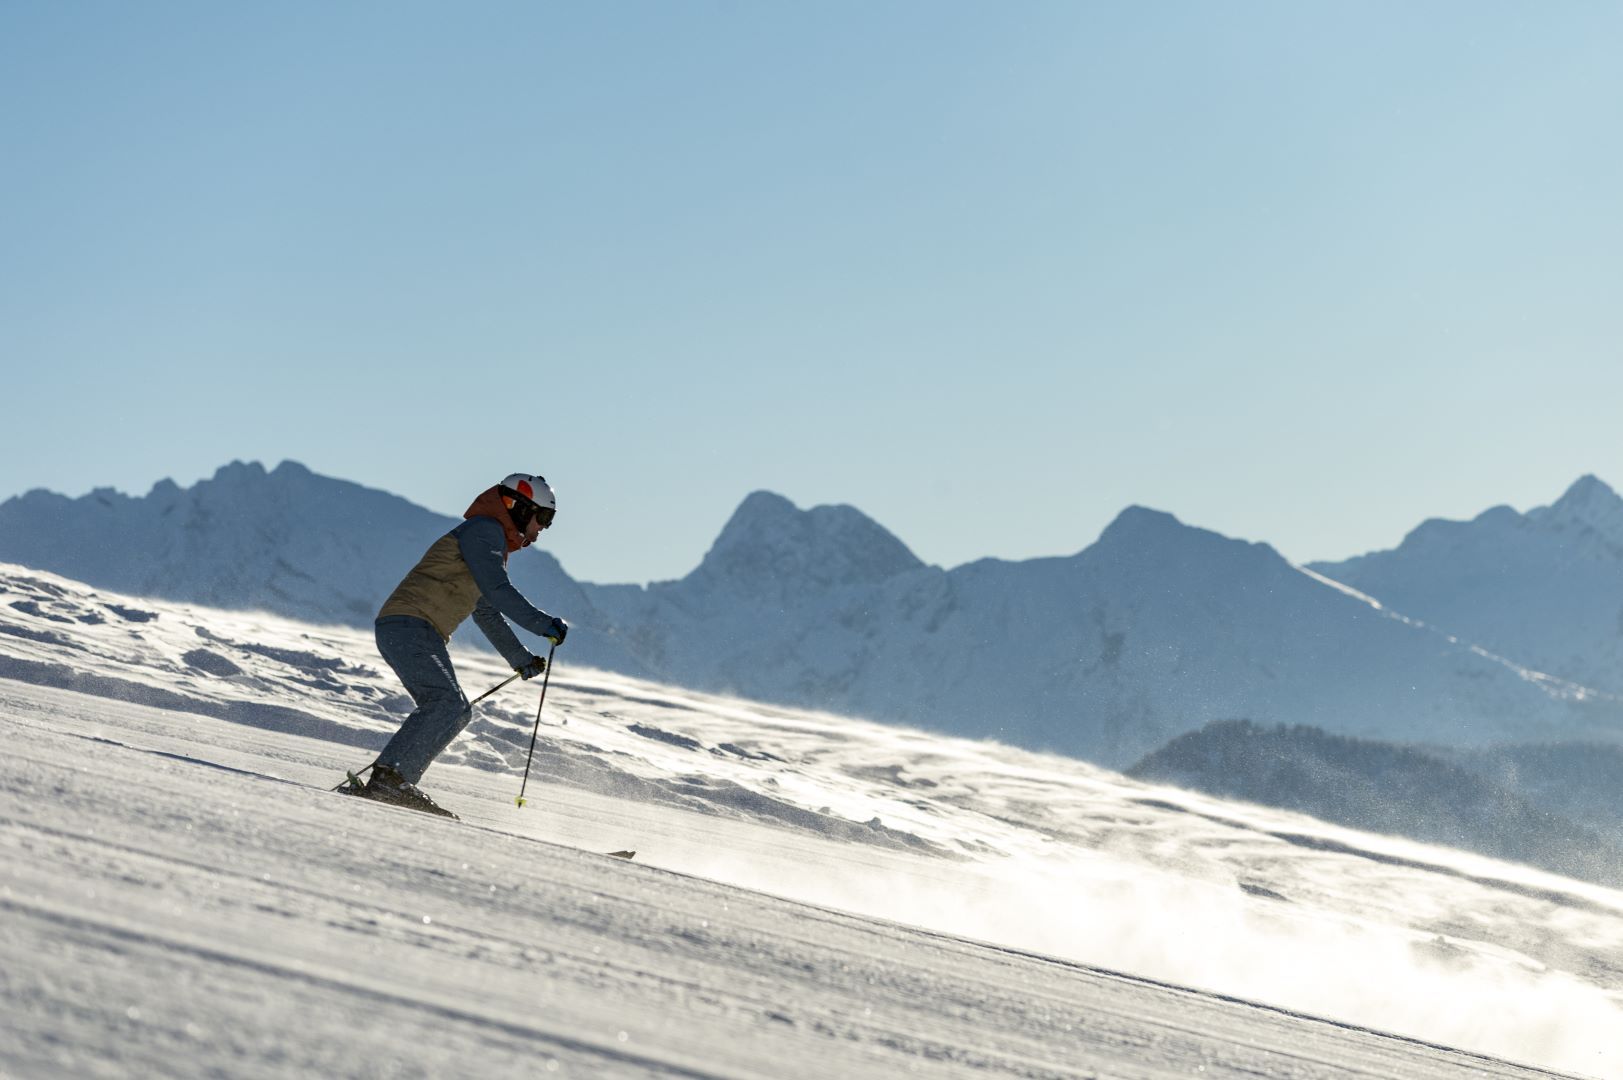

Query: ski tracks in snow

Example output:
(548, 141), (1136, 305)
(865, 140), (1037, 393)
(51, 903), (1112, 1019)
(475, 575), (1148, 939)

(0, 681), (1580, 1080)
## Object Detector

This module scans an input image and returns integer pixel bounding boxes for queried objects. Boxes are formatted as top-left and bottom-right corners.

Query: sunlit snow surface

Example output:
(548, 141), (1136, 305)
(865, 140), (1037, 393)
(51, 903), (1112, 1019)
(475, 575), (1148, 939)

(1, 563), (1619, 1078)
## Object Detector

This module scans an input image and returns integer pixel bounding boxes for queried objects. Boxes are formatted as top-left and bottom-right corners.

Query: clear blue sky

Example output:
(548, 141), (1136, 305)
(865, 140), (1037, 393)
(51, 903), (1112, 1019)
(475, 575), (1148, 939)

(3, 2), (1620, 584)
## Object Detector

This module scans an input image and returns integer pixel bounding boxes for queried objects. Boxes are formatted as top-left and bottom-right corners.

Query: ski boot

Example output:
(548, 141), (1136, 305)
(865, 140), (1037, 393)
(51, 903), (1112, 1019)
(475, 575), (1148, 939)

(342, 764), (458, 820)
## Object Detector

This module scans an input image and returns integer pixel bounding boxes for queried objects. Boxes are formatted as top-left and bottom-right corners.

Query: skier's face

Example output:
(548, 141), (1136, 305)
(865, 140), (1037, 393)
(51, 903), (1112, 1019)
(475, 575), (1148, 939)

(524, 503), (554, 544)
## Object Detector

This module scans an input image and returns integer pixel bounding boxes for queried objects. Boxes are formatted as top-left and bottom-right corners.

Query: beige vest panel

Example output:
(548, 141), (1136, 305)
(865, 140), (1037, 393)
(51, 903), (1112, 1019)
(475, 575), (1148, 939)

(378, 533), (483, 641)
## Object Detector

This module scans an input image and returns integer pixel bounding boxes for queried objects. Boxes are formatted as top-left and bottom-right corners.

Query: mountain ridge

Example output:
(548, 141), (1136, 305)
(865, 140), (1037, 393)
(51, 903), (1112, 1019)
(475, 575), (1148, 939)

(5, 461), (1620, 767)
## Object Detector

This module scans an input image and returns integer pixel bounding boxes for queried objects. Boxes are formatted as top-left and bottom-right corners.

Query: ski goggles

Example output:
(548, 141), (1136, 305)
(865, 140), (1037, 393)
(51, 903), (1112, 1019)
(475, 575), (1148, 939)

(503, 490), (556, 531)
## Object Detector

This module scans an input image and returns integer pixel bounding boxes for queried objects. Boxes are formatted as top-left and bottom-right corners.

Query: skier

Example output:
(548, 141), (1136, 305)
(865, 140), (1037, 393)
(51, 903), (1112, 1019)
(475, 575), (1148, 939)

(344, 472), (569, 817)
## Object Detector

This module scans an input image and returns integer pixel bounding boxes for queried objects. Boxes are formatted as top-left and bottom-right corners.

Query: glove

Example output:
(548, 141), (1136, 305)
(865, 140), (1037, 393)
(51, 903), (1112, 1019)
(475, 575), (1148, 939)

(515, 654), (547, 680)
(544, 617), (569, 647)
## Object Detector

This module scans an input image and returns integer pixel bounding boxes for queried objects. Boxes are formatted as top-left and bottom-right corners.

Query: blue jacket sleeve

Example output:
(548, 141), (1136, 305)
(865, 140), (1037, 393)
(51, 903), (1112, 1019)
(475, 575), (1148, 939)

(471, 597), (531, 668)
(457, 517), (559, 651)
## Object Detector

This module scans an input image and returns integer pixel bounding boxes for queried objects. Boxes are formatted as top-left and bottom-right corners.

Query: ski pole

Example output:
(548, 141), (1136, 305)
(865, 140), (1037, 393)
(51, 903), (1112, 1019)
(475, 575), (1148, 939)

(514, 641), (558, 808)
(469, 672), (520, 707)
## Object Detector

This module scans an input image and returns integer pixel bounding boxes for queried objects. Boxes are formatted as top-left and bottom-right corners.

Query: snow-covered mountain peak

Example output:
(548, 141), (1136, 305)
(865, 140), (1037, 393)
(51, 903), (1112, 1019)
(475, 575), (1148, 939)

(199, 459), (318, 495)
(1309, 473), (1623, 694)
(1098, 504), (1183, 537)
(85, 485), (132, 505)
(1387, 504), (1520, 556)
(186, 459), (328, 501)
(1087, 506), (1201, 561)
(179, 458), (431, 524)
(0, 460), (473, 630)
(1531, 473), (1623, 545)
(691, 490), (925, 598)
(209, 459), (269, 484)
(1552, 472), (1618, 509)
(1389, 475), (1623, 551)
(715, 489), (799, 533)
(1087, 504), (1286, 579)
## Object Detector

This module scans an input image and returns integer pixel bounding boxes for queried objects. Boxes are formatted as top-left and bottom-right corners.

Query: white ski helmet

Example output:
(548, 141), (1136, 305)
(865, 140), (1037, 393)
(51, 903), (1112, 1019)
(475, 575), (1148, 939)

(499, 473), (556, 530)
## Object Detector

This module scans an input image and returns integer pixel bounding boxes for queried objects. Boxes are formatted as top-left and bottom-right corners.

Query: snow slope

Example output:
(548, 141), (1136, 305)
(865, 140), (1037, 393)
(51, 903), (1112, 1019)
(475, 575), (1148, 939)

(2, 564), (1620, 1077)
(1310, 475), (1623, 696)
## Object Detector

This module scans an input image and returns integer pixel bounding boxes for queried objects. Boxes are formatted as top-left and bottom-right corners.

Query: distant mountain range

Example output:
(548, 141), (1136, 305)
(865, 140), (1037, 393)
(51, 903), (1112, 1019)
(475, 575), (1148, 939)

(587, 492), (1623, 765)
(3, 462), (1621, 767)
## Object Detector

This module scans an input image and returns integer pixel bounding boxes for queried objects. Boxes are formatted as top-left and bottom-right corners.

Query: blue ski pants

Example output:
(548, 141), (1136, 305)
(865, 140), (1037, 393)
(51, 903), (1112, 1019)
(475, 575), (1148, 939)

(373, 615), (472, 784)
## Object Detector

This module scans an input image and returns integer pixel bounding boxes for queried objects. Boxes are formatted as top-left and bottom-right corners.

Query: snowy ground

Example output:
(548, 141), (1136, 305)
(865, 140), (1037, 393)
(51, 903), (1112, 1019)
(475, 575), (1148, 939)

(2, 563), (1620, 1078)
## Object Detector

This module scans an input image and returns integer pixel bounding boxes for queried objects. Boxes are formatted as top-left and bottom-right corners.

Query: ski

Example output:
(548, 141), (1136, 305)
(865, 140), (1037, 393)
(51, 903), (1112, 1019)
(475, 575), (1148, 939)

(334, 762), (631, 854)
